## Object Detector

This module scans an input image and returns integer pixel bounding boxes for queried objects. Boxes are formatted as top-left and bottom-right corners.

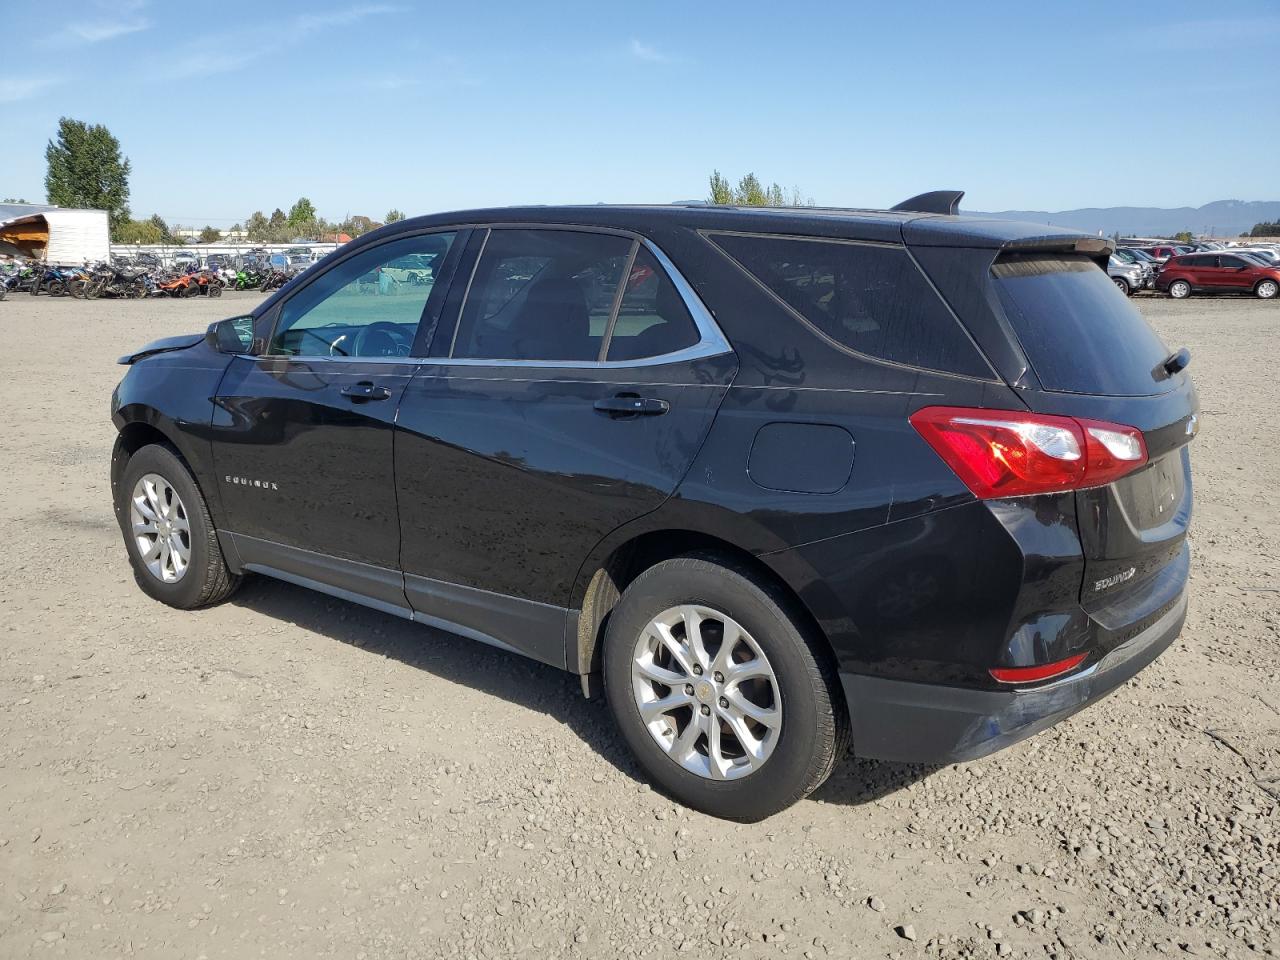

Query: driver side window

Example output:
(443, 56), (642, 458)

(270, 232), (456, 358)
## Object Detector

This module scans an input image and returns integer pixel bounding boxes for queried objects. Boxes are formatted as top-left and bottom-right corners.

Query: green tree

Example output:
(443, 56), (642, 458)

(385, 208), (406, 223)
(199, 225), (222, 243)
(116, 219), (164, 244)
(1249, 221), (1280, 237)
(148, 214), (173, 242)
(708, 170), (733, 205)
(44, 117), (132, 237)
(1172, 231), (1193, 243)
(246, 211), (269, 240)
(2, 197), (30, 204)
(706, 170), (796, 207)
(288, 197), (317, 225)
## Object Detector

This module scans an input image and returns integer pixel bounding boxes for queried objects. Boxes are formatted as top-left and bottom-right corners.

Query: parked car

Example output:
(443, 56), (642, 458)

(1157, 252), (1280, 299)
(1107, 253), (1146, 295)
(110, 197), (1197, 819)
(1234, 247), (1280, 265)
(1111, 247), (1158, 288)
(1140, 244), (1193, 264)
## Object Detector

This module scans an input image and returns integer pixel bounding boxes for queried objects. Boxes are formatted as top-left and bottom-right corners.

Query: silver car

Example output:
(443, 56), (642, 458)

(1107, 254), (1147, 296)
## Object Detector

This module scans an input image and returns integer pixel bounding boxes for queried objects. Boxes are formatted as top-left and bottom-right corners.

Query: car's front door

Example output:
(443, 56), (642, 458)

(1215, 254), (1253, 291)
(210, 230), (462, 608)
(393, 227), (736, 666)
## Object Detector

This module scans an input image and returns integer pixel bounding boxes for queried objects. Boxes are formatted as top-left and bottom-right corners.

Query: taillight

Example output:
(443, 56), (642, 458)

(909, 406), (1147, 499)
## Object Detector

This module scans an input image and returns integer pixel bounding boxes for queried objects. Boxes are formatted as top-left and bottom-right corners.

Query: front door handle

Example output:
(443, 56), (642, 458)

(341, 381), (393, 402)
(593, 394), (670, 417)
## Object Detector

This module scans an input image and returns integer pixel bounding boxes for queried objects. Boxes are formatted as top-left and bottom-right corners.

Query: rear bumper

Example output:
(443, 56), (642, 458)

(842, 591), (1187, 764)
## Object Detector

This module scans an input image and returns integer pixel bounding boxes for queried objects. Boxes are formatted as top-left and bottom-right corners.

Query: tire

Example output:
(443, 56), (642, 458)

(1255, 279), (1278, 299)
(30, 279), (41, 296)
(602, 555), (848, 821)
(1168, 279), (1191, 299)
(47, 280), (66, 297)
(116, 444), (241, 609)
(209, 282), (223, 298)
(1112, 277), (1130, 296)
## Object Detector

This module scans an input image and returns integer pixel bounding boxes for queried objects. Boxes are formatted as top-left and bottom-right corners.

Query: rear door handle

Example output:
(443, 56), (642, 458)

(593, 394), (670, 417)
(341, 381), (393, 402)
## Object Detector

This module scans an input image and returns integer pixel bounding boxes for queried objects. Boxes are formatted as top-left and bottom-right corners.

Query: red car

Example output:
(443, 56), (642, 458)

(1140, 244), (1191, 263)
(1157, 252), (1280, 299)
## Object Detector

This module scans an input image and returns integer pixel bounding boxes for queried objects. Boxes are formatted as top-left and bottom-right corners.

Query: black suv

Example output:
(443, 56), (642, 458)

(111, 193), (1197, 820)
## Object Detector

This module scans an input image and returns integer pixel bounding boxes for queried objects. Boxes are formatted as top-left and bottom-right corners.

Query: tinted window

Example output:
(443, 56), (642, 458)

(270, 232), (456, 357)
(451, 229), (632, 361)
(1218, 256), (1246, 269)
(992, 254), (1170, 396)
(709, 233), (989, 376)
(605, 247), (700, 361)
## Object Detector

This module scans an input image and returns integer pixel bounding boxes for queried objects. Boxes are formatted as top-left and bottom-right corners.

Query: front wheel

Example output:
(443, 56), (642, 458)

(1255, 279), (1278, 299)
(602, 556), (848, 820)
(116, 444), (242, 609)
(1112, 277), (1131, 297)
(1168, 279), (1192, 299)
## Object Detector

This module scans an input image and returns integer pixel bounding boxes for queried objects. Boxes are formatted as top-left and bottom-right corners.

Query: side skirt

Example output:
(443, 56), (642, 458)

(222, 531), (571, 671)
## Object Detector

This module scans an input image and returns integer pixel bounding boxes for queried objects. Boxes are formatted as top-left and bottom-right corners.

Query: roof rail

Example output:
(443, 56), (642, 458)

(890, 190), (964, 216)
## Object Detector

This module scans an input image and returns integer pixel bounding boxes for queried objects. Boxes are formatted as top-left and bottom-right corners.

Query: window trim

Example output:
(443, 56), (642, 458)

(436, 225), (731, 369)
(261, 226), (467, 361)
(701, 228), (1000, 383)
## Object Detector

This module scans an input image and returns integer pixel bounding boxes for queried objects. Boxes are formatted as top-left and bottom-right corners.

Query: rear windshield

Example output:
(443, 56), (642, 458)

(992, 254), (1171, 396)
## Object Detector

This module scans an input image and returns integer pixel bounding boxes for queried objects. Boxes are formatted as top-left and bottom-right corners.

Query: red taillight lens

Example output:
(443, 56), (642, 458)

(990, 652), (1088, 684)
(909, 406), (1147, 499)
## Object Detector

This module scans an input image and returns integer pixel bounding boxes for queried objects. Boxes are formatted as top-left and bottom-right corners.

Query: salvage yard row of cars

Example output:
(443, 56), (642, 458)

(1107, 238), (1280, 298)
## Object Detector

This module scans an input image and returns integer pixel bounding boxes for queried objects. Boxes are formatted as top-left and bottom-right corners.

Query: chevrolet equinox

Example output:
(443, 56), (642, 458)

(110, 192), (1197, 820)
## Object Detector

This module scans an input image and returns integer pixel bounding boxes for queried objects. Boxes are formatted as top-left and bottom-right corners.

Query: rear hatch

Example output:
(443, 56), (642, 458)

(988, 253), (1196, 629)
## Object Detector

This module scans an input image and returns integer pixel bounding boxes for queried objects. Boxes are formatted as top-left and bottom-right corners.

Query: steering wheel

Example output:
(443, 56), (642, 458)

(353, 321), (412, 357)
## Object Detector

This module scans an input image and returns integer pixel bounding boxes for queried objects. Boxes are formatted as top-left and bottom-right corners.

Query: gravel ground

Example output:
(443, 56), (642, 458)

(0, 291), (1276, 960)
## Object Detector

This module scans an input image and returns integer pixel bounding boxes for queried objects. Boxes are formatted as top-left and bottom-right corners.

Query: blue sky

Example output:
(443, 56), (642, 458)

(1, 0), (1276, 226)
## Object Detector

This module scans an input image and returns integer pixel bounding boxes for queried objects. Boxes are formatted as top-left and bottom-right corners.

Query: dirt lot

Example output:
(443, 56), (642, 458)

(0, 291), (1277, 960)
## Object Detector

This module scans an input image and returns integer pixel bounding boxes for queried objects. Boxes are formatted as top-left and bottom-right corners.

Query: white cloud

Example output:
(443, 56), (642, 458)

(0, 76), (61, 103)
(64, 18), (150, 44)
(166, 4), (401, 78)
(629, 39), (669, 63)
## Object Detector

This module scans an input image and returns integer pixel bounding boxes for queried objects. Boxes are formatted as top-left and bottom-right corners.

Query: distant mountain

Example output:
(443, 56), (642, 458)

(968, 200), (1280, 238)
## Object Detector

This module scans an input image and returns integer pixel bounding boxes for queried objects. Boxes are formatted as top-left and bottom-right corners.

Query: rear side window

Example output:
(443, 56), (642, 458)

(451, 229), (632, 361)
(992, 254), (1170, 396)
(708, 233), (990, 377)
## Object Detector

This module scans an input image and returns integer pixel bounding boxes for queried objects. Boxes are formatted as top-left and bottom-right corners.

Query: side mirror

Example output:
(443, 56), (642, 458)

(208, 315), (257, 354)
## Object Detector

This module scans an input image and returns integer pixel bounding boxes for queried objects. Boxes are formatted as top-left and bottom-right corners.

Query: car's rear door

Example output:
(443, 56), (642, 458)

(394, 226), (736, 667)
(1215, 254), (1254, 291)
(209, 229), (464, 607)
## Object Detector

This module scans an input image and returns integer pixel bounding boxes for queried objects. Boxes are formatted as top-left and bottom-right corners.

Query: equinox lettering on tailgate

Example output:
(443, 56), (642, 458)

(1094, 567), (1136, 592)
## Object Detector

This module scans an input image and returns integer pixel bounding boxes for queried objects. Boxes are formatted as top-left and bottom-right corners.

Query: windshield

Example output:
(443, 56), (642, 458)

(992, 254), (1172, 397)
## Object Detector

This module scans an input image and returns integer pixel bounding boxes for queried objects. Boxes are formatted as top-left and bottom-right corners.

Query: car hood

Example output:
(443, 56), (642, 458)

(117, 332), (205, 365)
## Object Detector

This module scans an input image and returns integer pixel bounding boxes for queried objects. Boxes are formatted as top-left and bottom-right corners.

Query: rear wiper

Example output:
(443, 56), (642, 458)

(1162, 348), (1191, 376)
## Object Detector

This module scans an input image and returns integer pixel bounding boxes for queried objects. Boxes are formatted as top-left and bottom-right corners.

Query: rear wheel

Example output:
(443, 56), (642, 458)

(47, 279), (66, 297)
(603, 555), (847, 820)
(1255, 279), (1278, 299)
(1168, 279), (1191, 299)
(117, 444), (241, 609)
(1112, 276), (1130, 296)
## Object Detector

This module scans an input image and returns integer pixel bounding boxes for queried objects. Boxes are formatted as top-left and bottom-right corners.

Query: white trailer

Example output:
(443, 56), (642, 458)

(0, 204), (110, 265)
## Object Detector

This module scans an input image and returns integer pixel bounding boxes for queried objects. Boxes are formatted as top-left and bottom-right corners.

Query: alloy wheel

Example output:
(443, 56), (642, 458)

(1257, 280), (1278, 299)
(631, 604), (782, 781)
(1170, 280), (1190, 299)
(129, 473), (192, 583)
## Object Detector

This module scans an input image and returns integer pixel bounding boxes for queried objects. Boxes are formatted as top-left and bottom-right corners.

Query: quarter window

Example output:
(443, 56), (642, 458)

(451, 230), (633, 362)
(708, 232), (989, 376)
(605, 247), (700, 360)
(270, 232), (456, 357)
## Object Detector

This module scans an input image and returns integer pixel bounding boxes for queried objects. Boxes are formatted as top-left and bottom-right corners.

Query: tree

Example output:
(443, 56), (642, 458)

(288, 197), (317, 226)
(2, 197), (30, 204)
(199, 225), (222, 243)
(268, 208), (287, 231)
(45, 117), (132, 237)
(1249, 221), (1280, 237)
(246, 211), (270, 240)
(1173, 231), (1193, 243)
(385, 208), (406, 223)
(706, 170), (797, 207)
(148, 214), (173, 243)
(115, 219), (164, 244)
